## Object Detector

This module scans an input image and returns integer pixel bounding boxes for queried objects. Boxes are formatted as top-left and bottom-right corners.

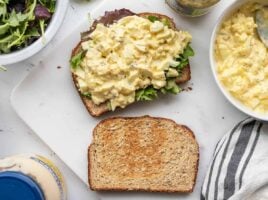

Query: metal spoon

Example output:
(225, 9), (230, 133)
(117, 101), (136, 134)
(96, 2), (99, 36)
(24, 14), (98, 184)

(256, 6), (268, 48)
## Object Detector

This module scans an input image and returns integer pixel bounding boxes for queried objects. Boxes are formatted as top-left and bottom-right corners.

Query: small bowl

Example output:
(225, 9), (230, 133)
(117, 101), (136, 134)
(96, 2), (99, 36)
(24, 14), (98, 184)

(0, 0), (69, 65)
(210, 0), (268, 121)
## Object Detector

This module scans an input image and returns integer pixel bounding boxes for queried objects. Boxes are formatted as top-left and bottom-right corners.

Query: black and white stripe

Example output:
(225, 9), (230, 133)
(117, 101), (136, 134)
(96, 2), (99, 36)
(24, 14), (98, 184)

(201, 118), (263, 200)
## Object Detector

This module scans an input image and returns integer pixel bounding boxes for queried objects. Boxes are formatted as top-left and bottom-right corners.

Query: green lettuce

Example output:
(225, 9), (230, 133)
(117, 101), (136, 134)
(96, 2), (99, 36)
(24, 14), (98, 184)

(70, 50), (86, 69)
(174, 44), (195, 72)
(147, 16), (160, 23)
(135, 79), (182, 102)
(147, 15), (171, 27)
(135, 87), (158, 101)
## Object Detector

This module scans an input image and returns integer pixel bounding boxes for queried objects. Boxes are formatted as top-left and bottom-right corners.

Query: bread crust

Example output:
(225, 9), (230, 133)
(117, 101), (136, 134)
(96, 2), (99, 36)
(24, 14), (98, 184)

(71, 11), (192, 117)
(88, 116), (199, 193)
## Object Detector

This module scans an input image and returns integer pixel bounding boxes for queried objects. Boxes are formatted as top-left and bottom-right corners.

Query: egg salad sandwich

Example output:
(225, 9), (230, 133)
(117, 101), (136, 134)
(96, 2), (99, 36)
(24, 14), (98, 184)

(88, 116), (199, 193)
(70, 9), (194, 117)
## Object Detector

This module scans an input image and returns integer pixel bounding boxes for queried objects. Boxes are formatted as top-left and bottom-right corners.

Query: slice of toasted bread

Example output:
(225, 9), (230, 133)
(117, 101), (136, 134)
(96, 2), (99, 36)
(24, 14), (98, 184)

(88, 116), (199, 193)
(71, 11), (191, 117)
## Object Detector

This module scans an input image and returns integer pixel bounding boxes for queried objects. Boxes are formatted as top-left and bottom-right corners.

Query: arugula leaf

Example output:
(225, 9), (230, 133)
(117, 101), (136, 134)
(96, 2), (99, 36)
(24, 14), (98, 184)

(25, 27), (40, 37)
(0, 3), (7, 17)
(5, 10), (28, 27)
(0, 0), (9, 4)
(148, 15), (160, 23)
(70, 50), (86, 69)
(7, 21), (28, 49)
(135, 86), (158, 101)
(0, 23), (9, 35)
(25, 0), (37, 20)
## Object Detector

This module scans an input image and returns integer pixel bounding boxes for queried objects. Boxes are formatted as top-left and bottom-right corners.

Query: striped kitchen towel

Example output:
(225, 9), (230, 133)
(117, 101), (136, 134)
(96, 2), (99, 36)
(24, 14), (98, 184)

(201, 118), (268, 200)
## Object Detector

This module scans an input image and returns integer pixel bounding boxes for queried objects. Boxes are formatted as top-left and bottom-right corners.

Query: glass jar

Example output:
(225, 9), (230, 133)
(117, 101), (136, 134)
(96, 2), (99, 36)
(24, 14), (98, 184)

(166, 0), (220, 17)
(0, 154), (67, 200)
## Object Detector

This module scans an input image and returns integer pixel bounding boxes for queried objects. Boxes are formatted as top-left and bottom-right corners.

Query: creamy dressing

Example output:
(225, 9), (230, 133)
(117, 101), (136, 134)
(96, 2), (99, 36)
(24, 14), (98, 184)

(0, 155), (66, 200)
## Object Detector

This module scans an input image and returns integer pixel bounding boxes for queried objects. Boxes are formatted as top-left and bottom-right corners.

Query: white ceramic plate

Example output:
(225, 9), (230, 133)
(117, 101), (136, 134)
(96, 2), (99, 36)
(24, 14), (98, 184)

(210, 0), (268, 121)
(11, 0), (246, 199)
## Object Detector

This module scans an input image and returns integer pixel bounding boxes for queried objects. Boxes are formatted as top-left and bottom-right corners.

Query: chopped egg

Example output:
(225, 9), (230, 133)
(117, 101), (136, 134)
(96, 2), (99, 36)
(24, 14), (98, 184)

(215, 3), (268, 113)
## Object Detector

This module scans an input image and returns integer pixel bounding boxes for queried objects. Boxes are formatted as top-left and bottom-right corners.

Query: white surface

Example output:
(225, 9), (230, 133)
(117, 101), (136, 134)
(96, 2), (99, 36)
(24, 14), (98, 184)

(210, 0), (268, 121)
(9, 0), (247, 199)
(0, 0), (69, 65)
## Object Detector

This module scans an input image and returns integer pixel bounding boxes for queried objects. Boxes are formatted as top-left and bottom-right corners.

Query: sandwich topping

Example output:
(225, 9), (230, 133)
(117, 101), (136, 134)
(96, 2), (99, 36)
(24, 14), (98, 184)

(71, 15), (193, 110)
(215, 3), (268, 113)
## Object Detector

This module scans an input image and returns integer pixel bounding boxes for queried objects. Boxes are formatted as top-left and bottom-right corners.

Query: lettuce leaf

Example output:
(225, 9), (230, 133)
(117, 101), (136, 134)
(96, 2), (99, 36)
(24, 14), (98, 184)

(147, 15), (171, 27)
(135, 86), (158, 101)
(175, 44), (195, 71)
(70, 50), (86, 69)
(148, 16), (160, 23)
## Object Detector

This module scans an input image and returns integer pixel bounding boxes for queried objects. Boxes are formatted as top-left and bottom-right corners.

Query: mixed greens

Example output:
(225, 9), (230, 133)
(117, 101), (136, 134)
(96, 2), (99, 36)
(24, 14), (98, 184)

(0, 0), (56, 54)
(70, 15), (194, 108)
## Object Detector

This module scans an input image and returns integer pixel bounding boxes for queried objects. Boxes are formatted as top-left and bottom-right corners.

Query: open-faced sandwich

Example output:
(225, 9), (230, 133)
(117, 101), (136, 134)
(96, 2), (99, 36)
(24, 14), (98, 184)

(70, 9), (194, 117)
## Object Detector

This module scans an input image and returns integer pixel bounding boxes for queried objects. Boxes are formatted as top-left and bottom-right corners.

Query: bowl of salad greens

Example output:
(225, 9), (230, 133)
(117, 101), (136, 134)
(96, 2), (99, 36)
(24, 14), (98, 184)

(0, 0), (68, 65)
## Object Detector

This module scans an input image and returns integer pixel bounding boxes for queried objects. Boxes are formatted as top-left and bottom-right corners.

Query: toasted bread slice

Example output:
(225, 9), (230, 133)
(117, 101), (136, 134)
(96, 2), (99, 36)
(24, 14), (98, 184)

(88, 116), (199, 193)
(71, 11), (191, 117)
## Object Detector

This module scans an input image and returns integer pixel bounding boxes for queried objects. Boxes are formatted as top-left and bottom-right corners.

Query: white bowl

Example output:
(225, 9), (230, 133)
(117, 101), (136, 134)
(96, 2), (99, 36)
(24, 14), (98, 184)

(0, 0), (69, 65)
(210, 0), (268, 121)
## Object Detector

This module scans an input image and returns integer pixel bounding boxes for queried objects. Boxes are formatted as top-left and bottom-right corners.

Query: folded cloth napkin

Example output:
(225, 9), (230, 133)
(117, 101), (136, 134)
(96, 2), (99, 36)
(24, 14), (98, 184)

(201, 118), (268, 200)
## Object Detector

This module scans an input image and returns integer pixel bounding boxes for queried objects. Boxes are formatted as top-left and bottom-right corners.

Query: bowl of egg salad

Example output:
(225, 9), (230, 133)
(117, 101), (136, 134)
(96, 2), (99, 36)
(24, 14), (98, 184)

(210, 0), (268, 121)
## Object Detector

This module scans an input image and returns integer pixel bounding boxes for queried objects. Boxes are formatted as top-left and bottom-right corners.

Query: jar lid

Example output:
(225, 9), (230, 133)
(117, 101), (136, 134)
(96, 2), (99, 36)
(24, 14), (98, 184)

(0, 171), (45, 200)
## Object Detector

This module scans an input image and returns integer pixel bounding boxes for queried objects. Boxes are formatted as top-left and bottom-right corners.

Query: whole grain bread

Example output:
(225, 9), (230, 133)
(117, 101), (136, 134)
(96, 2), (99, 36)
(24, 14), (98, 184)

(71, 10), (191, 117)
(88, 116), (199, 193)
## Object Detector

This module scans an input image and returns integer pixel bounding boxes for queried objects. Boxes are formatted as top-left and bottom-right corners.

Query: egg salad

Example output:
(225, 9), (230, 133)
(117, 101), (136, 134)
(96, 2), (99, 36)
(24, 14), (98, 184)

(71, 15), (193, 110)
(215, 3), (268, 113)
